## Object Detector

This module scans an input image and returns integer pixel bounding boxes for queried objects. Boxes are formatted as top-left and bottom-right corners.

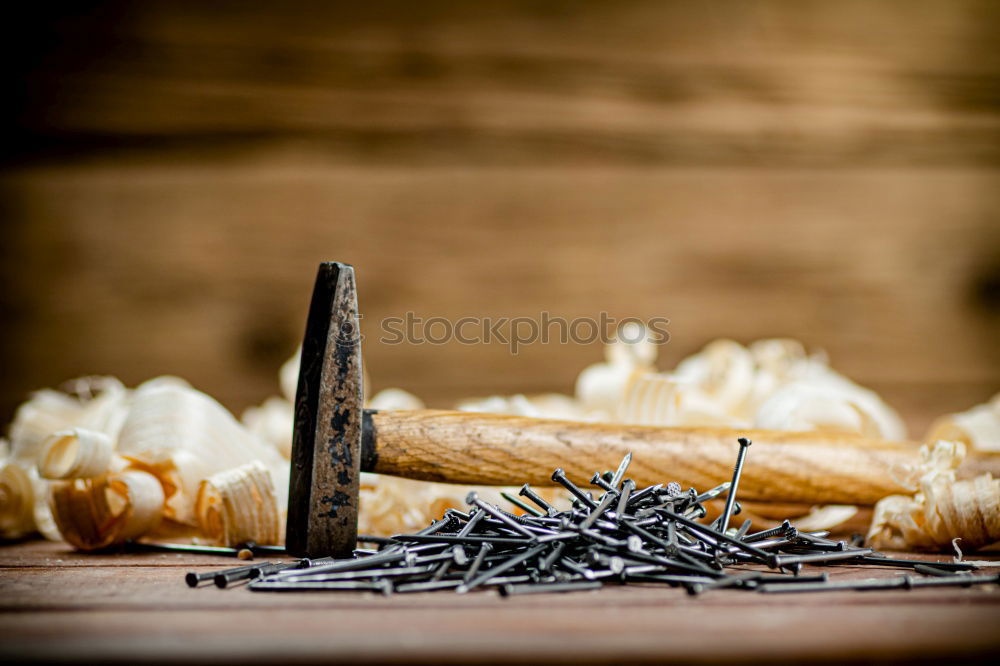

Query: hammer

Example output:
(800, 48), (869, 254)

(286, 262), (985, 557)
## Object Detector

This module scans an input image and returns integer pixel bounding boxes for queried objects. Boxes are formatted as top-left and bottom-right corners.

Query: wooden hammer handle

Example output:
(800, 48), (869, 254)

(368, 410), (924, 505)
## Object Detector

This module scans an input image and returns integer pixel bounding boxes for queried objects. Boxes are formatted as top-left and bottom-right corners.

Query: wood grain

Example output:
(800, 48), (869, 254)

(1, 1), (998, 434)
(369, 409), (1000, 505)
(0, 540), (998, 664)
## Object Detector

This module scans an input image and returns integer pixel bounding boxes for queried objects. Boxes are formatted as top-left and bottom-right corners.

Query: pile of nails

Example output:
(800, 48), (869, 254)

(187, 439), (998, 597)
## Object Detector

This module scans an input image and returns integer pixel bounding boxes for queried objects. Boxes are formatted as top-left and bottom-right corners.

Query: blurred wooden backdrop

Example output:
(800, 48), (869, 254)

(1, 0), (998, 435)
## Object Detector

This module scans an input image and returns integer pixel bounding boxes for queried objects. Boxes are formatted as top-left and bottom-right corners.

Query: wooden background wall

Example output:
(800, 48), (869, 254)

(1, 1), (998, 435)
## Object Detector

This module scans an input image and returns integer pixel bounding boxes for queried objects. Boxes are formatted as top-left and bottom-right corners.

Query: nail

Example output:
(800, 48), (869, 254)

(590, 473), (615, 493)
(212, 563), (265, 588)
(551, 469), (598, 509)
(456, 507), (487, 537)
(717, 437), (751, 533)
(625, 573), (718, 586)
(743, 520), (792, 543)
(394, 579), (464, 593)
(851, 555), (977, 571)
(393, 534), (531, 546)
(658, 508), (777, 566)
(459, 544), (547, 592)
(694, 482), (731, 504)
(518, 483), (557, 516)
(772, 548), (873, 568)
(538, 542), (566, 572)
(500, 491), (545, 517)
(660, 481), (682, 498)
(463, 543), (494, 583)
(466, 492), (538, 540)
(615, 479), (636, 517)
(500, 581), (602, 596)
(579, 492), (616, 530)
(914, 563), (964, 577)
(137, 541), (243, 558)
(249, 561), (302, 578)
(608, 452), (632, 489)
(278, 565), (434, 583)
(906, 572), (1000, 588)
(626, 483), (663, 507)
(185, 571), (219, 587)
(250, 579), (393, 594)
(429, 559), (452, 582)
(277, 548), (410, 578)
(356, 535), (399, 547)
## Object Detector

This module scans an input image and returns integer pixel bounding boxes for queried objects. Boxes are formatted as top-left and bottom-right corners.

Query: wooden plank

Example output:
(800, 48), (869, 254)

(0, 540), (291, 569)
(0, 541), (998, 663)
(8, 1), (999, 166)
(1, 1), (998, 431)
(1, 166), (997, 435)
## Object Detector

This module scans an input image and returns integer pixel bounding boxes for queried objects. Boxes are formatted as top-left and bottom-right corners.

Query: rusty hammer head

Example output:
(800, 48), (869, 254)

(286, 262), (364, 558)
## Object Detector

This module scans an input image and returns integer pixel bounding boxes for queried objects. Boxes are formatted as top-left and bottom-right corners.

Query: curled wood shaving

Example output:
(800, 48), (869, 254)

(641, 337), (904, 438)
(8, 390), (90, 463)
(457, 393), (584, 420)
(619, 373), (734, 426)
(925, 393), (1000, 452)
(3, 375), (288, 549)
(701, 500), (867, 533)
(49, 469), (165, 551)
(117, 381), (288, 526)
(574, 323), (657, 418)
(9, 378), (130, 465)
(672, 339), (758, 416)
(38, 428), (114, 479)
(1, 448), (66, 542)
(241, 397), (294, 460)
(868, 441), (1000, 551)
(195, 461), (281, 547)
(369, 388), (425, 411)
(457, 333), (906, 468)
(0, 455), (37, 539)
(789, 505), (859, 532)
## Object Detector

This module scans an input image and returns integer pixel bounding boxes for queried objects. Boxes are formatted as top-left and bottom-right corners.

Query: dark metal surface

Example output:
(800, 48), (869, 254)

(286, 262), (364, 558)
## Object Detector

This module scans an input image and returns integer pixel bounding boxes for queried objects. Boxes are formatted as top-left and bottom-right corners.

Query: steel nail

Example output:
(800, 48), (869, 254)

(608, 453), (633, 490)
(615, 479), (636, 517)
(551, 469), (598, 509)
(518, 484), (557, 516)
(717, 437), (751, 533)
(466, 492), (539, 540)
(500, 580), (602, 596)
(500, 491), (545, 517)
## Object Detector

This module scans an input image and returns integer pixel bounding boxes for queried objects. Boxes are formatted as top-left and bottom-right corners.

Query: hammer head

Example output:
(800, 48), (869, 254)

(286, 262), (363, 558)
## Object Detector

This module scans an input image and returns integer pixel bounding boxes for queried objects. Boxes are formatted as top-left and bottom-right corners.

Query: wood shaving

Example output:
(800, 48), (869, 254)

(2, 377), (288, 549)
(38, 428), (115, 479)
(925, 393), (1000, 452)
(117, 380), (288, 527)
(49, 469), (165, 551)
(3, 329), (996, 552)
(788, 505), (860, 532)
(369, 388), (425, 411)
(241, 397), (294, 460)
(867, 441), (1000, 551)
(0, 454), (37, 539)
(195, 461), (281, 547)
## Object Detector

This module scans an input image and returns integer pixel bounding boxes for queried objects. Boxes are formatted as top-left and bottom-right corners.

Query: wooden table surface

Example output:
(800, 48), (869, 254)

(1, 540), (997, 664)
